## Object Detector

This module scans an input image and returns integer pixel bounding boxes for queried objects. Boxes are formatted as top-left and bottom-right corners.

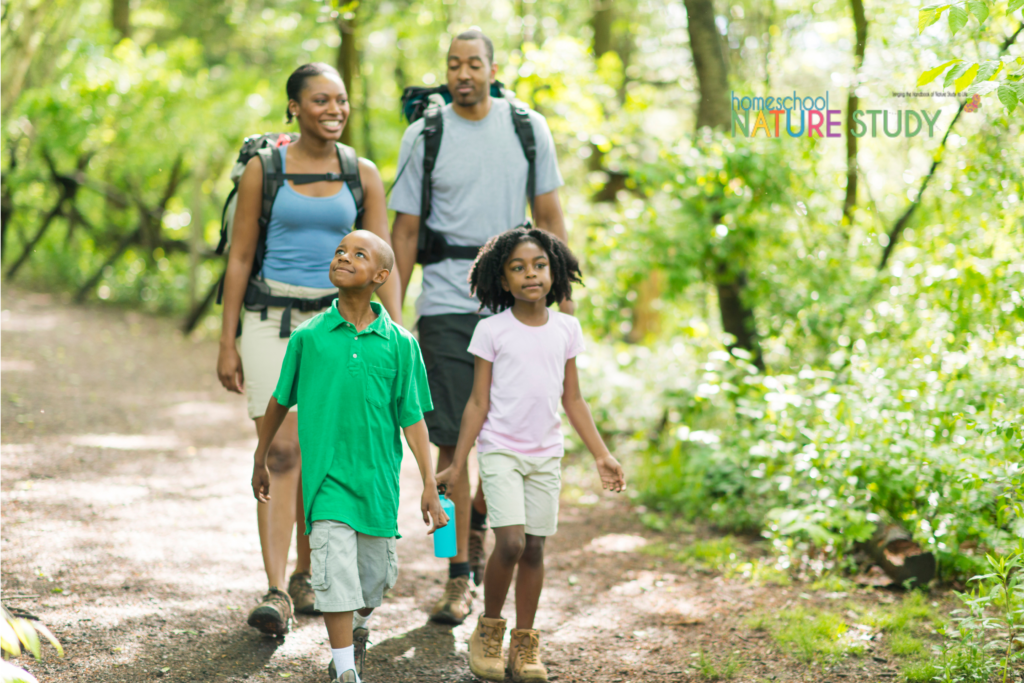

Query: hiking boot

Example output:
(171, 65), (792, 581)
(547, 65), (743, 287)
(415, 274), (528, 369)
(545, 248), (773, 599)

(468, 528), (487, 586)
(288, 571), (319, 615)
(327, 627), (369, 680)
(246, 587), (292, 637)
(429, 575), (472, 625)
(508, 628), (548, 683)
(468, 615), (507, 682)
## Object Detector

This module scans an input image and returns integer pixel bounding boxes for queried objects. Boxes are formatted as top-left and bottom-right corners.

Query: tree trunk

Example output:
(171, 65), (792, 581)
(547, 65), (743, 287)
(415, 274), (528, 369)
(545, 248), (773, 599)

(843, 0), (867, 226)
(593, 0), (613, 57)
(111, 0), (131, 40)
(683, 0), (763, 368)
(336, 14), (358, 147)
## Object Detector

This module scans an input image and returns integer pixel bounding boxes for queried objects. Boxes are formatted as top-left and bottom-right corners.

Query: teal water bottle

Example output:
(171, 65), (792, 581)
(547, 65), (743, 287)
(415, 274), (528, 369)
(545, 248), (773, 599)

(433, 485), (457, 559)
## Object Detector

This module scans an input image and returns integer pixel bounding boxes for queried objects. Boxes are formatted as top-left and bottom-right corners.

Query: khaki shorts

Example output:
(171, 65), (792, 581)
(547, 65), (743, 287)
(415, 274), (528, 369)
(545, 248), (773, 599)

(478, 450), (562, 537)
(309, 520), (398, 613)
(236, 279), (335, 419)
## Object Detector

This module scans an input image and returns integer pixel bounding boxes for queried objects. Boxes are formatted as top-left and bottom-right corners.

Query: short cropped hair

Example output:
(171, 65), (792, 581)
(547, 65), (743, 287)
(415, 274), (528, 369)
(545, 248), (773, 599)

(468, 226), (582, 313)
(453, 29), (494, 65)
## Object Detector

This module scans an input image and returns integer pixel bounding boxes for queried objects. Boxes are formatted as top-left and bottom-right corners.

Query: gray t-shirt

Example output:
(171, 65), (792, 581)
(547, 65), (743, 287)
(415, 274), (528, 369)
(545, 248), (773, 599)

(389, 98), (564, 317)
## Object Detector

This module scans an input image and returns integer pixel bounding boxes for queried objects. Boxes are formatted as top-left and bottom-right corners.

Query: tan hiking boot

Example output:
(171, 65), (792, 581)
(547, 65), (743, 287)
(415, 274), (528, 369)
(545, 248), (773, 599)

(508, 628), (548, 683)
(246, 587), (292, 637)
(468, 528), (487, 586)
(468, 615), (507, 682)
(287, 571), (319, 615)
(429, 575), (472, 625)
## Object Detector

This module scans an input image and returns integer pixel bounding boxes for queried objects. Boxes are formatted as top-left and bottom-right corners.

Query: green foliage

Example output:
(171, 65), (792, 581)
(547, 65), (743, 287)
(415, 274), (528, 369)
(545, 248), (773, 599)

(693, 649), (744, 681)
(749, 607), (865, 665)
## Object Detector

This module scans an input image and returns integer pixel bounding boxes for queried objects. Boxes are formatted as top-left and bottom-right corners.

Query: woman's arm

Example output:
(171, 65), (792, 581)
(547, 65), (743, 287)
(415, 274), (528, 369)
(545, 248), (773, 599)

(436, 356), (493, 487)
(358, 158), (403, 326)
(217, 156), (263, 393)
(562, 357), (626, 492)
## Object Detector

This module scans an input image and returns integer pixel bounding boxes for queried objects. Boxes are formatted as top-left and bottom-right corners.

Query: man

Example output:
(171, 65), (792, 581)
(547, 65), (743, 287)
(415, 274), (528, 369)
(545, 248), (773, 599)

(390, 28), (571, 624)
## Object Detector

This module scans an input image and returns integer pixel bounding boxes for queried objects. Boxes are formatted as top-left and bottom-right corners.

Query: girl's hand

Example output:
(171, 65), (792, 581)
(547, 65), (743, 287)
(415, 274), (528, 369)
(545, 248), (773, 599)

(217, 343), (245, 393)
(595, 454), (626, 493)
(434, 464), (461, 490)
(422, 487), (449, 534)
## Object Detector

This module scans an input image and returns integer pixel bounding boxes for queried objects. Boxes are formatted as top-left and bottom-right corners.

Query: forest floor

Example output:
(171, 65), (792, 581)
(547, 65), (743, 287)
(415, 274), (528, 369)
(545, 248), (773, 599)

(1, 286), (964, 683)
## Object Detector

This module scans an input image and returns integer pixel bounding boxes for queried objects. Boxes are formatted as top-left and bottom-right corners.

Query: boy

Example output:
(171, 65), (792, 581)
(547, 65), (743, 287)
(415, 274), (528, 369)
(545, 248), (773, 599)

(252, 230), (447, 683)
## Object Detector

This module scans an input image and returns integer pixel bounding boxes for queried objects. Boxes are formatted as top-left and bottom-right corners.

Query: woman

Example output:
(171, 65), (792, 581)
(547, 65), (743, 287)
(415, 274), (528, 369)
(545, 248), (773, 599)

(216, 62), (402, 637)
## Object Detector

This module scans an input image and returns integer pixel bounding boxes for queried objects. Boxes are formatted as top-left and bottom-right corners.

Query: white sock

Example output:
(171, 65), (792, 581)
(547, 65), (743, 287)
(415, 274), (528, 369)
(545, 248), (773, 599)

(353, 611), (373, 630)
(331, 646), (358, 681)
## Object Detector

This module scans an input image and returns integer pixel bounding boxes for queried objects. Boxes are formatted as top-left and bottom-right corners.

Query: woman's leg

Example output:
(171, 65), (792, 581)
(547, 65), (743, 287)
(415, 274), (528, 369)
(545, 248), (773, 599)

(514, 535), (546, 630)
(255, 412), (302, 589)
(482, 525), (526, 619)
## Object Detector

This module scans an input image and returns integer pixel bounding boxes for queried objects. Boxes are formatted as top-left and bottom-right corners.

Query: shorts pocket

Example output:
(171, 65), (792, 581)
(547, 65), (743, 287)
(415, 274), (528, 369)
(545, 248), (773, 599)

(309, 525), (331, 591)
(384, 538), (399, 591)
(366, 365), (397, 408)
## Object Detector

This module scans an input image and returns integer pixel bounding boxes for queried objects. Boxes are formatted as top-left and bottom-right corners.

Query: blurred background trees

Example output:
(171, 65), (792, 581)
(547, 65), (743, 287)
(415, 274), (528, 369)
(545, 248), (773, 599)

(2, 0), (1023, 609)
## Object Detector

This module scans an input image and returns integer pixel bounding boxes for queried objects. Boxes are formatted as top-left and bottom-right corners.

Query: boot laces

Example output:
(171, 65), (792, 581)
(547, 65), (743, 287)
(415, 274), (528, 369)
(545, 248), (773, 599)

(443, 576), (467, 603)
(516, 632), (540, 664)
(482, 625), (504, 658)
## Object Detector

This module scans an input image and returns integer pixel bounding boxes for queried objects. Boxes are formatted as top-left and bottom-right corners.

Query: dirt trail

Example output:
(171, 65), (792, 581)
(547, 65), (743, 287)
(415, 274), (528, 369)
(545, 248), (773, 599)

(2, 288), (906, 683)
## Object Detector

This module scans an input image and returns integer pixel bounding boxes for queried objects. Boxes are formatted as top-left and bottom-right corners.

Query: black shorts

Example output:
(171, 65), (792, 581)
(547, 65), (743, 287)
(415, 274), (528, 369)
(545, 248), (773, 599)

(417, 313), (484, 447)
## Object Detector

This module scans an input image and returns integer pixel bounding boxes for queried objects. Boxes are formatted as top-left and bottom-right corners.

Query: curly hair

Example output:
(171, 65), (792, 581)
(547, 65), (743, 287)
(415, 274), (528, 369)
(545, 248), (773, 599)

(468, 225), (582, 313)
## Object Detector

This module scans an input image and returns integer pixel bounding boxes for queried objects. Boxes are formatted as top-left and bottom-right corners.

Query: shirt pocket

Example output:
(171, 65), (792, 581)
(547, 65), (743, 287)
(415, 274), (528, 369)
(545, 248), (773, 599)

(366, 365), (398, 408)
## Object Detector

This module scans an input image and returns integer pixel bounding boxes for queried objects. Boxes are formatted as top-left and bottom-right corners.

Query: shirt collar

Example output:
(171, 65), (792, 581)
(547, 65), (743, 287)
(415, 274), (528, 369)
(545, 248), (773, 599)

(329, 300), (391, 339)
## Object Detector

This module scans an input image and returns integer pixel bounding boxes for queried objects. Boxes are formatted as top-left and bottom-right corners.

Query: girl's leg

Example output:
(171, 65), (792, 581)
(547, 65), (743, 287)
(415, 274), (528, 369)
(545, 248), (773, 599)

(255, 412), (301, 589)
(514, 534), (546, 630)
(472, 476), (487, 515)
(482, 525), (526, 619)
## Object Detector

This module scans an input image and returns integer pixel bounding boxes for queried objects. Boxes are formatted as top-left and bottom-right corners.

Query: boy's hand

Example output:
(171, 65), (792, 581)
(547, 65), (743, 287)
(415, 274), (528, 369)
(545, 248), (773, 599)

(421, 488), (448, 535)
(252, 462), (271, 502)
(595, 454), (626, 493)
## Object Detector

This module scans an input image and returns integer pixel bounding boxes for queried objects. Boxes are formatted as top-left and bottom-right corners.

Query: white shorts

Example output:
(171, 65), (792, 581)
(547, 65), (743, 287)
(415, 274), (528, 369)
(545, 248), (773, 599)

(236, 279), (335, 419)
(478, 450), (562, 537)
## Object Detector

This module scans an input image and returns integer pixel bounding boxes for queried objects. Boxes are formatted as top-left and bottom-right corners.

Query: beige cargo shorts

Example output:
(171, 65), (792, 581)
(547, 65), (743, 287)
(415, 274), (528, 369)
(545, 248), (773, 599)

(309, 520), (398, 613)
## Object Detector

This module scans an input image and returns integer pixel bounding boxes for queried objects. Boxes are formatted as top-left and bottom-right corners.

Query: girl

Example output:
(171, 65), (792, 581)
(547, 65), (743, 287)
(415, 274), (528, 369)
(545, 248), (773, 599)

(436, 226), (626, 683)
(216, 62), (402, 641)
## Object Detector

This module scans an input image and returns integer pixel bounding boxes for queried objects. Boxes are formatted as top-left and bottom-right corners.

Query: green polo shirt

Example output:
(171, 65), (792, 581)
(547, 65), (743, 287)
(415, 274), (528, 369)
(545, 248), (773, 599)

(272, 300), (432, 537)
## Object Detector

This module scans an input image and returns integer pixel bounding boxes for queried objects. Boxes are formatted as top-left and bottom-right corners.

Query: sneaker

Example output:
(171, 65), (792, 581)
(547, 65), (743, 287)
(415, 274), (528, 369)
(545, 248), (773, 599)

(468, 614), (507, 682)
(246, 587), (292, 637)
(288, 571), (319, 615)
(508, 628), (548, 683)
(327, 627), (369, 680)
(429, 575), (473, 625)
(468, 528), (487, 586)
(336, 669), (358, 683)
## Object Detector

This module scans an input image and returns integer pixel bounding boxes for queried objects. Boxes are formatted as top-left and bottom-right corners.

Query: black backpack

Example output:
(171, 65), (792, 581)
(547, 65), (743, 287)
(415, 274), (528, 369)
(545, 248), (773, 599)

(398, 81), (537, 265)
(215, 133), (364, 337)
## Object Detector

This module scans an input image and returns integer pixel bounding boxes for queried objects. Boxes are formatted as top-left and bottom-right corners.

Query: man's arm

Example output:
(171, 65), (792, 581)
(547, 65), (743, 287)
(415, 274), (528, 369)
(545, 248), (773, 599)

(403, 418), (447, 533)
(391, 212), (420, 306)
(436, 356), (492, 487)
(251, 397), (290, 502)
(532, 189), (575, 314)
(359, 158), (402, 325)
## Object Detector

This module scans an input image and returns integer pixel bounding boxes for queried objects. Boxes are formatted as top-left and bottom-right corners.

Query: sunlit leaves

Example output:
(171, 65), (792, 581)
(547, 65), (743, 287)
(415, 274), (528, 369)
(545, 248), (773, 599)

(948, 5), (970, 35)
(967, 0), (990, 23)
(919, 4), (952, 33)
(1009, 0), (1024, 14)
(996, 84), (1019, 112)
(955, 63), (980, 91)
(944, 62), (972, 88)
(917, 59), (962, 86)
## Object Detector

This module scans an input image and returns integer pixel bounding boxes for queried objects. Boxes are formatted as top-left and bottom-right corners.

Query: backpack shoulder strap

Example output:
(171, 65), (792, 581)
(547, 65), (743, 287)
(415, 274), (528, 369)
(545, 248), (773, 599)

(509, 105), (537, 217)
(335, 143), (364, 230)
(418, 107), (444, 254)
(256, 146), (284, 230)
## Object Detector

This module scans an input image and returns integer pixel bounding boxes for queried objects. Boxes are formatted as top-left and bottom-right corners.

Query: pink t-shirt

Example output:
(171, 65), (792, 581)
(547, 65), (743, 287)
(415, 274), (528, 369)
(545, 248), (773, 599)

(468, 308), (586, 458)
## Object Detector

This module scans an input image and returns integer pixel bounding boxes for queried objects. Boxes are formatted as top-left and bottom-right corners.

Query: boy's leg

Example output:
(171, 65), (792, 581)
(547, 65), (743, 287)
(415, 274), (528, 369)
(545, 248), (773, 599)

(323, 611), (355, 648)
(514, 535), (546, 630)
(483, 525), (526, 619)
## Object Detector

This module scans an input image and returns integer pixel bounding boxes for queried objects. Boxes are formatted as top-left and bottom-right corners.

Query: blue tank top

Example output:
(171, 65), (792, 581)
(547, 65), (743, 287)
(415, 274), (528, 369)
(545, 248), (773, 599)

(260, 144), (358, 288)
